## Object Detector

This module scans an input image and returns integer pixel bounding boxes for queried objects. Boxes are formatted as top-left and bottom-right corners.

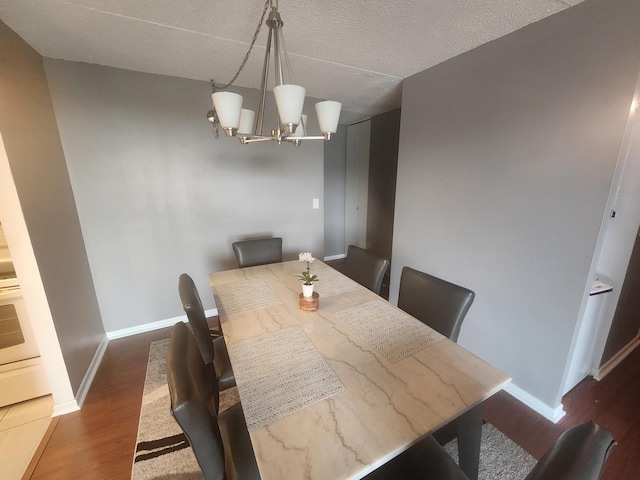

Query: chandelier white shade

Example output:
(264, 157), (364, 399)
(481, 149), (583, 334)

(237, 108), (256, 135)
(292, 114), (308, 137)
(273, 84), (306, 133)
(207, 0), (342, 145)
(315, 100), (342, 135)
(211, 92), (243, 134)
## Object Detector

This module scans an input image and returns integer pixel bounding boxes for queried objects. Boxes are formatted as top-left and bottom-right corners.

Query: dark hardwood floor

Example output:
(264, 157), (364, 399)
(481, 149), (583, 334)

(28, 325), (640, 479)
(484, 345), (640, 480)
(29, 327), (172, 480)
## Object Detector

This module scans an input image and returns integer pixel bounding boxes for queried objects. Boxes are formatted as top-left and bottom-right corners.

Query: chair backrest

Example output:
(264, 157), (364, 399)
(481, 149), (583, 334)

(167, 321), (225, 480)
(232, 237), (283, 268)
(178, 274), (214, 367)
(523, 421), (615, 480)
(342, 245), (389, 294)
(397, 267), (475, 342)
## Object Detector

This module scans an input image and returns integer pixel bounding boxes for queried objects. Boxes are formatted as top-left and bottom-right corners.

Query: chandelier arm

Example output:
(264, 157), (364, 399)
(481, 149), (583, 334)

(240, 136), (274, 144)
(264, 5), (285, 136)
(272, 16), (284, 86)
(286, 136), (326, 141)
(271, 20), (283, 135)
(255, 22), (274, 136)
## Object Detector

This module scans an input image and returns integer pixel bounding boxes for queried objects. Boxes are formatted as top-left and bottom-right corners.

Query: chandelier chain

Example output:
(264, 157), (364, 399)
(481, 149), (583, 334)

(212, 0), (271, 90)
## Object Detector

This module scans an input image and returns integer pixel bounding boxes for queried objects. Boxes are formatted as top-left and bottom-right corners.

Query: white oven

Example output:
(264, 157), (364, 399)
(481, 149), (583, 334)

(0, 281), (40, 364)
(0, 229), (50, 406)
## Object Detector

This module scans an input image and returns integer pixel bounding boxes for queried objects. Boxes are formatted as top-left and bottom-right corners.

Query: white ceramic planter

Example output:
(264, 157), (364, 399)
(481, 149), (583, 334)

(302, 283), (314, 298)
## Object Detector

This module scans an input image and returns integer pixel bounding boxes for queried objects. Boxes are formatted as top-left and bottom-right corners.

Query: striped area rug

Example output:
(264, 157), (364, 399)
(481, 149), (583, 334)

(132, 338), (536, 480)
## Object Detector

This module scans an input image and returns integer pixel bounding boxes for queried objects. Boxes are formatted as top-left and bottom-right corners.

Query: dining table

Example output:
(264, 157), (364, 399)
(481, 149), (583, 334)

(209, 260), (510, 480)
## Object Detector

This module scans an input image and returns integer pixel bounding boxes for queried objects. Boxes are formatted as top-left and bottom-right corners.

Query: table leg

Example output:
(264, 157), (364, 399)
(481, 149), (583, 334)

(456, 404), (483, 480)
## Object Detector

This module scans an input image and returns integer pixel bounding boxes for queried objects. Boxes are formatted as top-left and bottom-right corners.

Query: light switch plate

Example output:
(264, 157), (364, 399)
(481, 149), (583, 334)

(312, 198), (320, 209)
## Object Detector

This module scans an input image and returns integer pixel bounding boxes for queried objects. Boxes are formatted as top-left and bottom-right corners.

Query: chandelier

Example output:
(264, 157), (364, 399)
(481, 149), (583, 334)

(207, 0), (342, 145)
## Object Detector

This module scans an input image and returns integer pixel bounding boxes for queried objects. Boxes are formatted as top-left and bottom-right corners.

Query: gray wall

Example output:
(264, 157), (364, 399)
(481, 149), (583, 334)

(392, 0), (640, 408)
(324, 124), (347, 258)
(0, 21), (105, 394)
(367, 108), (400, 263)
(44, 60), (326, 332)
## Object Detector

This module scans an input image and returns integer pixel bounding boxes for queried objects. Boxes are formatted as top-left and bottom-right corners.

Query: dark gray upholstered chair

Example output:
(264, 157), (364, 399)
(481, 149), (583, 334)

(178, 273), (236, 395)
(232, 237), (283, 268)
(364, 421), (615, 480)
(167, 322), (260, 480)
(523, 421), (615, 480)
(398, 266), (476, 456)
(331, 245), (389, 295)
(397, 266), (475, 343)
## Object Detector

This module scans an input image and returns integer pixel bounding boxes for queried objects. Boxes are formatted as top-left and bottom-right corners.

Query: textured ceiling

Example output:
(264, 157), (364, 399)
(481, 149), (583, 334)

(0, 0), (583, 123)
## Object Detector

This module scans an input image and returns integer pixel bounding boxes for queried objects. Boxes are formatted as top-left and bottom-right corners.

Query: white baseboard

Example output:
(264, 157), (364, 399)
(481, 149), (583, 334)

(74, 334), (109, 408)
(106, 308), (219, 340)
(67, 309), (217, 414)
(52, 399), (80, 417)
(324, 253), (346, 261)
(502, 383), (566, 424)
(592, 335), (640, 381)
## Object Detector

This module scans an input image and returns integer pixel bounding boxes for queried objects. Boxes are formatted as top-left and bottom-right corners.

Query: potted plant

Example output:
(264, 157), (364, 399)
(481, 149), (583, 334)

(297, 252), (319, 297)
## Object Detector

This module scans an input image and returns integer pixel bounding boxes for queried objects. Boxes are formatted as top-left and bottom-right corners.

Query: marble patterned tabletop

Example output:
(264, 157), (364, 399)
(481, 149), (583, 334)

(210, 260), (510, 480)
